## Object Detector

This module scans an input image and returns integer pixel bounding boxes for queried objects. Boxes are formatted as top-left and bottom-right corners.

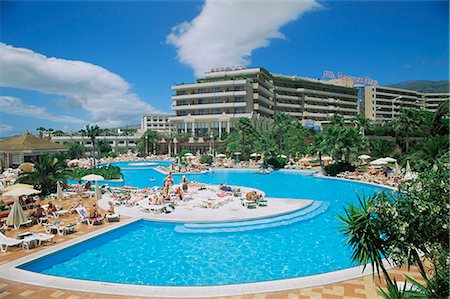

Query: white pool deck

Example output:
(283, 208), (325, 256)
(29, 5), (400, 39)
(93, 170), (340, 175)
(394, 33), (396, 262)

(0, 176), (397, 298)
(98, 184), (312, 223)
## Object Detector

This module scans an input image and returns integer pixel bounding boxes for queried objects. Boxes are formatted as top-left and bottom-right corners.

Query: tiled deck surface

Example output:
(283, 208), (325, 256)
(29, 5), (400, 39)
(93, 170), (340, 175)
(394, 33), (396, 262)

(0, 196), (423, 299)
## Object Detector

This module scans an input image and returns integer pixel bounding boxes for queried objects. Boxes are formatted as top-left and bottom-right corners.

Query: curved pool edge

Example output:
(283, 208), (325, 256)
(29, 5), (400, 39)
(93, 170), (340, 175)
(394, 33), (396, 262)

(0, 218), (394, 298)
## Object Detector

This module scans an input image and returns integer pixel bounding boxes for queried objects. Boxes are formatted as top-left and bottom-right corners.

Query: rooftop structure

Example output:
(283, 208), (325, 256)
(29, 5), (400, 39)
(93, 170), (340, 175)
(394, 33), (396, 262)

(0, 132), (68, 168)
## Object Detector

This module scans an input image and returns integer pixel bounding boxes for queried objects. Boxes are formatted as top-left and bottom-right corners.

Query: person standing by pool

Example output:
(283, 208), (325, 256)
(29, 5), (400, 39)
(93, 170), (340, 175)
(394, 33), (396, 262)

(181, 175), (189, 193)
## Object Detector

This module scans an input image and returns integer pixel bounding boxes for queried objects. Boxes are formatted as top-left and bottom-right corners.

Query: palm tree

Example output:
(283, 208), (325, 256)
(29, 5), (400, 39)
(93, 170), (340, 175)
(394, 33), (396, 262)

(47, 128), (54, 140)
(338, 193), (394, 287)
(395, 109), (421, 152)
(235, 117), (254, 160)
(138, 130), (161, 156)
(17, 155), (72, 195)
(80, 124), (101, 168)
(351, 116), (372, 137)
(36, 127), (46, 138)
(431, 100), (449, 136)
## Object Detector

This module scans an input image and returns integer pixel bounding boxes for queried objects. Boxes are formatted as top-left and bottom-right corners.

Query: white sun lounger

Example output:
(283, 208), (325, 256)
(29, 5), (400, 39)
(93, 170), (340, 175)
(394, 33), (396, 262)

(0, 232), (23, 253)
(75, 207), (104, 226)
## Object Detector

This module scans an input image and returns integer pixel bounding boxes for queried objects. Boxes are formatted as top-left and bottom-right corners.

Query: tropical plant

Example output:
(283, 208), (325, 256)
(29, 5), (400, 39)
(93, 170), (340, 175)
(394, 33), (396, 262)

(234, 117), (255, 160)
(137, 130), (161, 156)
(47, 128), (54, 139)
(394, 109), (422, 152)
(97, 140), (112, 157)
(80, 124), (101, 168)
(369, 138), (396, 159)
(339, 157), (449, 298)
(67, 142), (86, 159)
(36, 127), (46, 138)
(17, 155), (72, 195)
(431, 100), (450, 136)
(72, 165), (122, 180)
(199, 154), (213, 165)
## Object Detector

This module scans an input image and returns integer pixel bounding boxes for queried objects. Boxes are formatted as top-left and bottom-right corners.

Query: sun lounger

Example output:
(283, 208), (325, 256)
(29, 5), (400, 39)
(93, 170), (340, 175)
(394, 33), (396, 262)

(106, 213), (120, 222)
(258, 198), (268, 207)
(0, 232), (22, 253)
(75, 207), (104, 226)
(43, 222), (77, 235)
(240, 198), (257, 209)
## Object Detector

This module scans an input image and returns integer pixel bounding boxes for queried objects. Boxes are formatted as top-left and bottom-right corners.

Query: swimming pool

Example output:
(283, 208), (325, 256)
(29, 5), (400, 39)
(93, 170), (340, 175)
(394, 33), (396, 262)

(20, 161), (391, 287)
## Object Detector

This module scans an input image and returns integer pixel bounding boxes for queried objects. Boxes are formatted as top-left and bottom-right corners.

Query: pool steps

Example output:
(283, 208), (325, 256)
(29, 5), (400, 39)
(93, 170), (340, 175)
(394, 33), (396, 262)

(174, 200), (329, 233)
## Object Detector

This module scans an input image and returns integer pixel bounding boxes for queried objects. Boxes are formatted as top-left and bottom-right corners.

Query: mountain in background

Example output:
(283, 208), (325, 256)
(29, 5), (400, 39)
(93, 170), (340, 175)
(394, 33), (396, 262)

(386, 80), (449, 93)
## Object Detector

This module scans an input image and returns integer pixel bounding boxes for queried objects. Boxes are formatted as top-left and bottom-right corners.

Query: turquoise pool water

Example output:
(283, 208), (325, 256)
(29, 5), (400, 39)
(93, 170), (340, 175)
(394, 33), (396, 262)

(22, 161), (390, 286)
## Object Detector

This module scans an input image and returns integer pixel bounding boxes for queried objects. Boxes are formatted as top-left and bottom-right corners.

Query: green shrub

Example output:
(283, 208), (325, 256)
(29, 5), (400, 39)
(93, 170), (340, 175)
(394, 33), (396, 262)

(179, 149), (192, 157)
(72, 165), (122, 180)
(266, 157), (286, 169)
(324, 161), (355, 176)
(199, 155), (213, 165)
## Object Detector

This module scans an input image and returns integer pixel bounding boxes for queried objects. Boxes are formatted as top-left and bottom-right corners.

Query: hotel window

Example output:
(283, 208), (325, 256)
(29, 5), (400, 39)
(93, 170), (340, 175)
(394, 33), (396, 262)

(235, 108), (244, 114)
(212, 109), (220, 114)
(212, 98), (221, 103)
(212, 87), (221, 93)
(198, 88), (206, 93)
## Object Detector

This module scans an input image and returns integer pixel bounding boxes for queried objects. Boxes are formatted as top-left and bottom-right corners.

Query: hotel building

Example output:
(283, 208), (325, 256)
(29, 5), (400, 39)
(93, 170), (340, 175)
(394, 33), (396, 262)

(169, 67), (359, 138)
(364, 86), (449, 121)
(141, 113), (173, 134)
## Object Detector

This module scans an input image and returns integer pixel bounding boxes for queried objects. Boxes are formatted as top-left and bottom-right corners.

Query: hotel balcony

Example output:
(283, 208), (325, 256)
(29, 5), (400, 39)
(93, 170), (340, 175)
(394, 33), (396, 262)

(276, 94), (299, 101)
(172, 90), (246, 101)
(253, 83), (273, 98)
(253, 104), (275, 115)
(298, 88), (357, 100)
(275, 86), (298, 93)
(172, 79), (248, 90)
(276, 102), (301, 109)
(169, 113), (252, 122)
(172, 102), (246, 111)
(305, 96), (357, 106)
(253, 93), (274, 106)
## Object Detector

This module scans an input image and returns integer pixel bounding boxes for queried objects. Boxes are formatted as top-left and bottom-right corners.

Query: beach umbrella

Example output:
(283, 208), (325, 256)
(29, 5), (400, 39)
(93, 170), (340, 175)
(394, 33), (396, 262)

(321, 156), (332, 161)
(3, 183), (33, 192)
(2, 187), (41, 197)
(383, 157), (397, 163)
(277, 154), (287, 159)
(432, 164), (438, 171)
(184, 152), (193, 157)
(56, 181), (64, 201)
(18, 162), (34, 173)
(370, 158), (387, 165)
(358, 154), (371, 160)
(250, 153), (261, 157)
(81, 174), (105, 181)
(394, 161), (401, 177)
(216, 154), (226, 158)
(406, 160), (411, 173)
(94, 181), (102, 202)
(6, 197), (28, 229)
(299, 156), (313, 162)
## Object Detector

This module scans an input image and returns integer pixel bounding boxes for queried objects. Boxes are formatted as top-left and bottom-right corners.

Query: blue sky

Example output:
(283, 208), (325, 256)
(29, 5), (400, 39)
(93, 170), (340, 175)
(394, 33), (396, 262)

(0, 0), (448, 137)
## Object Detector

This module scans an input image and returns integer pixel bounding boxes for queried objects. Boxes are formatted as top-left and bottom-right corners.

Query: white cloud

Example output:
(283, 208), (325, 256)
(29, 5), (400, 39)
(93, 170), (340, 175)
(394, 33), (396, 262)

(167, 0), (320, 77)
(0, 124), (14, 132)
(0, 43), (160, 127)
(0, 96), (85, 124)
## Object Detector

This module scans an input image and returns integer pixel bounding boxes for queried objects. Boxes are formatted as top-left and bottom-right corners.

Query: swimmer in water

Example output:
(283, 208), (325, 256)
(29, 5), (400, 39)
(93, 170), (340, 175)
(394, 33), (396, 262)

(150, 177), (155, 182)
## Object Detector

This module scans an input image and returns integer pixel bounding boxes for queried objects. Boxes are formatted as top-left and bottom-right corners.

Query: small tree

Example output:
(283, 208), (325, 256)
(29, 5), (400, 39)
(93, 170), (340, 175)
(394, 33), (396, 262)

(80, 124), (101, 168)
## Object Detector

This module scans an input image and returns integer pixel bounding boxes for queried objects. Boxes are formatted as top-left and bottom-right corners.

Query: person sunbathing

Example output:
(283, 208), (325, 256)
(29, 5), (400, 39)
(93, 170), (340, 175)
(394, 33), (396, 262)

(47, 202), (57, 214)
(89, 204), (103, 218)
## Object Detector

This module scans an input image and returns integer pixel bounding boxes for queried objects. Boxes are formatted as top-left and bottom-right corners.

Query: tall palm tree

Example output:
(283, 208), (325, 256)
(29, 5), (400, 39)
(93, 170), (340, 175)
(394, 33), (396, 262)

(431, 100), (449, 136)
(36, 127), (46, 138)
(47, 128), (54, 140)
(235, 117), (254, 160)
(351, 116), (372, 137)
(395, 109), (421, 152)
(80, 124), (101, 168)
(17, 155), (72, 195)
(139, 130), (161, 156)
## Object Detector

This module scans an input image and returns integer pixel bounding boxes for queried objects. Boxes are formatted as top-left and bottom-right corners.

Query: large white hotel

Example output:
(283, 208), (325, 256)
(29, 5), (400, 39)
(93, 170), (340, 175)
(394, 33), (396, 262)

(169, 67), (360, 138)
